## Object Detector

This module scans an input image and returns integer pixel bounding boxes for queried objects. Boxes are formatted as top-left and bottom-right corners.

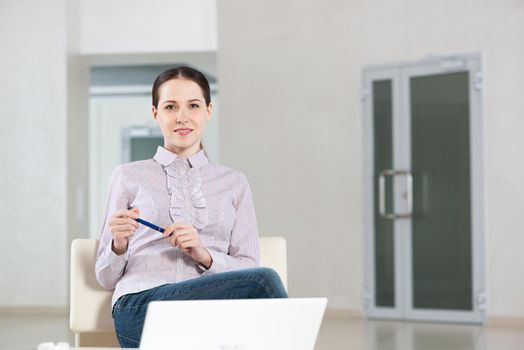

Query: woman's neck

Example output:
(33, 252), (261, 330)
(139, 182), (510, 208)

(163, 143), (201, 158)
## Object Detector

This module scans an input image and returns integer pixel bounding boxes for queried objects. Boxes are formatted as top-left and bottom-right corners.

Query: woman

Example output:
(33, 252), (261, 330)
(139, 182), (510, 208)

(95, 66), (287, 348)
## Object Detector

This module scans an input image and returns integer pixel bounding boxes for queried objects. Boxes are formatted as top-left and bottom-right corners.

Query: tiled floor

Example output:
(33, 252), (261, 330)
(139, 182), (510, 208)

(1, 311), (523, 350)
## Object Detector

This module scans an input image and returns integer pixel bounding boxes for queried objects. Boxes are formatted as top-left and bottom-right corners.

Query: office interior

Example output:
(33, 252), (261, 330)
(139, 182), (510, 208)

(1, 0), (523, 349)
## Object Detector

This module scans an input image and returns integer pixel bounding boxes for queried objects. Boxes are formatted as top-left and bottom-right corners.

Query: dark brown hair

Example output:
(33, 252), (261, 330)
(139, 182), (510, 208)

(152, 66), (211, 107)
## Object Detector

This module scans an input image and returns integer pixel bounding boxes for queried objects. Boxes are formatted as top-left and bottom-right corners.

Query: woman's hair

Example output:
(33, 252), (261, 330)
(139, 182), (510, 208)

(152, 66), (211, 107)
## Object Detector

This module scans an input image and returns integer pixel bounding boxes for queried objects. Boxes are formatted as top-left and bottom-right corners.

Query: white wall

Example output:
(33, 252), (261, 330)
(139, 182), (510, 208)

(75, 0), (217, 54)
(0, 0), (68, 306)
(216, 0), (524, 318)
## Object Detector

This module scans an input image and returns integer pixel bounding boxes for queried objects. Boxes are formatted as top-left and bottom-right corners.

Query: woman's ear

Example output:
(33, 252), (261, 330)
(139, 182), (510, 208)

(206, 103), (213, 122)
(152, 106), (158, 121)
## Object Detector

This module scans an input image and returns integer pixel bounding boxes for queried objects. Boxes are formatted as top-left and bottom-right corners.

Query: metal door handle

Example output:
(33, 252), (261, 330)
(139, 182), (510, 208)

(378, 169), (413, 219)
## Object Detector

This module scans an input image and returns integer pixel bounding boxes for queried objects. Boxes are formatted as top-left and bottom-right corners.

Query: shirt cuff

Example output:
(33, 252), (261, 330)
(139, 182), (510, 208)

(198, 248), (225, 275)
(105, 242), (129, 271)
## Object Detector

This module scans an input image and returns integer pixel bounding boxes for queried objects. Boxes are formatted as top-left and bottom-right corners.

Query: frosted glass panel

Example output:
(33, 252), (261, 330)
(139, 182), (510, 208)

(373, 80), (395, 308)
(410, 72), (472, 310)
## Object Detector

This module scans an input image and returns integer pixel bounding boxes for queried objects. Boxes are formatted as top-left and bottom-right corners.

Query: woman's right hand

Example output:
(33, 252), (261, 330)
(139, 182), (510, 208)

(109, 208), (140, 255)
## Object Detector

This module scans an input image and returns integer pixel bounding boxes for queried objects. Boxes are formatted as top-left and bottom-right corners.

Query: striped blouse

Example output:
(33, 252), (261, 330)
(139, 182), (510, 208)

(95, 146), (260, 306)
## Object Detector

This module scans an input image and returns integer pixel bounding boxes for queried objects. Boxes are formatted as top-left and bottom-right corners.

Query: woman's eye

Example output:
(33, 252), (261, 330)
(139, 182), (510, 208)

(165, 105), (176, 110)
(189, 103), (200, 109)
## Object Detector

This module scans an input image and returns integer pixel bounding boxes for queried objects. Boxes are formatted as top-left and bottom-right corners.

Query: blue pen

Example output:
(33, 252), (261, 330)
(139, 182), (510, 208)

(134, 218), (165, 234)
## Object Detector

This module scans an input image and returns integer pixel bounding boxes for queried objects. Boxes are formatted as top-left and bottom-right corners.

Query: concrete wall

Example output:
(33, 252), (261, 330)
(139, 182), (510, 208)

(216, 0), (524, 317)
(0, 0), (68, 306)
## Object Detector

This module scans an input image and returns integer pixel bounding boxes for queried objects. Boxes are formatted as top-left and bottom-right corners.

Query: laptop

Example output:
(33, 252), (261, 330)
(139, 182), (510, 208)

(140, 297), (328, 350)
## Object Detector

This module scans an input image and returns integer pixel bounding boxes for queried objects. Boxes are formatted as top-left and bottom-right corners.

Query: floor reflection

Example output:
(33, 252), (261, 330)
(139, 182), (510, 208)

(316, 312), (524, 350)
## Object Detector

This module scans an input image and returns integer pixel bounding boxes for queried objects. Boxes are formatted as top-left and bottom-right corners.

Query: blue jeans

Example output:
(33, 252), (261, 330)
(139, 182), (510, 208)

(112, 267), (288, 348)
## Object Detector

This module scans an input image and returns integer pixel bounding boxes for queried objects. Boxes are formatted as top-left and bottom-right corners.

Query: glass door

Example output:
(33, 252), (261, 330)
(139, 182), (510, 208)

(362, 54), (485, 323)
(362, 68), (405, 320)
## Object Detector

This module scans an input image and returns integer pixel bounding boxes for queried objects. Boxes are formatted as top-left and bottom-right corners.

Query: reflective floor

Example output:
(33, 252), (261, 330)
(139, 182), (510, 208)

(315, 312), (524, 350)
(1, 311), (523, 350)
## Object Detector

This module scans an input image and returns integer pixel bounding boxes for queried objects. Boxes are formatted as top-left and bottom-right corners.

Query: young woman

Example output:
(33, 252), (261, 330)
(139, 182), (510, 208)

(95, 67), (287, 348)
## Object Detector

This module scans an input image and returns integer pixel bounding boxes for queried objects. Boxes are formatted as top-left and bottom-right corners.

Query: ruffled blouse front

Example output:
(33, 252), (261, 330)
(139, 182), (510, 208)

(164, 156), (209, 229)
(152, 147), (209, 229)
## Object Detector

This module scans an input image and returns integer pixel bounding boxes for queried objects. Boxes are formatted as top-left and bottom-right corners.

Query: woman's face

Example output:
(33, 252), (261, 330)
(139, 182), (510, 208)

(152, 78), (212, 157)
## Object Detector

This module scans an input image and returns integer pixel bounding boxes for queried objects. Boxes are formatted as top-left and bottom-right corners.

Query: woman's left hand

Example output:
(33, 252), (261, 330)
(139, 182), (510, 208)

(162, 223), (213, 269)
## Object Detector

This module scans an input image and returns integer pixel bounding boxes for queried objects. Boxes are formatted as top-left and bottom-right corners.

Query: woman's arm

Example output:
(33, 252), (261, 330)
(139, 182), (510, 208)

(95, 165), (133, 290)
(201, 172), (260, 274)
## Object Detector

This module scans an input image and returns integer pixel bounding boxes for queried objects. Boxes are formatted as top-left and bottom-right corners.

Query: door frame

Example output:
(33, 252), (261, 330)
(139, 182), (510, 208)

(362, 53), (486, 323)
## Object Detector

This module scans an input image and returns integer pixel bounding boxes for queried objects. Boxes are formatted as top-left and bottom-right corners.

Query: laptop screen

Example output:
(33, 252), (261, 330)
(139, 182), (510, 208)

(140, 298), (327, 350)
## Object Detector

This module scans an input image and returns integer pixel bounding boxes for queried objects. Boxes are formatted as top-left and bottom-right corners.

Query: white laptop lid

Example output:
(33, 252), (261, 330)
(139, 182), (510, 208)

(140, 297), (327, 350)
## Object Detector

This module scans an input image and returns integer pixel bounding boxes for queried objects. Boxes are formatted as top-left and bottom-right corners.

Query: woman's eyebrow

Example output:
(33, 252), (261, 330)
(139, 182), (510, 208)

(162, 98), (203, 104)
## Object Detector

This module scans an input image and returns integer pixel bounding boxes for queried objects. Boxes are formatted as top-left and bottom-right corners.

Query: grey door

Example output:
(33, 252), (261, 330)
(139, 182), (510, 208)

(362, 55), (485, 323)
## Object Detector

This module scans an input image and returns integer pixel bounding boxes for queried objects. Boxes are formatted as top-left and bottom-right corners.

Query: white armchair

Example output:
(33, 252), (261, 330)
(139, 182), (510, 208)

(70, 237), (287, 347)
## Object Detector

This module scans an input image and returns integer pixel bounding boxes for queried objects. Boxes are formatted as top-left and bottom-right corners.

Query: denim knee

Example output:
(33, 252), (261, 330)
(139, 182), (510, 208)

(247, 267), (288, 298)
(115, 331), (140, 348)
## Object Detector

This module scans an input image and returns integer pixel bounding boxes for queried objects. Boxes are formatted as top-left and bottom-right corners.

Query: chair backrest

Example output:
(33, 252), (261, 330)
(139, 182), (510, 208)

(70, 237), (287, 347)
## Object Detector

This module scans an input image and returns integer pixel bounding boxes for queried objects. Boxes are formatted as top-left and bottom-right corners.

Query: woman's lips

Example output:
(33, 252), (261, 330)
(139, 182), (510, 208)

(175, 128), (192, 136)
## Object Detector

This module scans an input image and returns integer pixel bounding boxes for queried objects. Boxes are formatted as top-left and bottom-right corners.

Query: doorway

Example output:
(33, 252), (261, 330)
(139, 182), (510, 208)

(362, 54), (485, 323)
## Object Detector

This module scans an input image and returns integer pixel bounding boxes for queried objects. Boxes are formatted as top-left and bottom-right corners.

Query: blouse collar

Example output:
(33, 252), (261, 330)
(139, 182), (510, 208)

(153, 146), (209, 170)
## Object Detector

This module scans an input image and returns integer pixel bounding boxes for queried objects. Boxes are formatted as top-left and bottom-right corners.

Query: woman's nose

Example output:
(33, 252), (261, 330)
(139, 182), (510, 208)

(175, 110), (189, 123)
